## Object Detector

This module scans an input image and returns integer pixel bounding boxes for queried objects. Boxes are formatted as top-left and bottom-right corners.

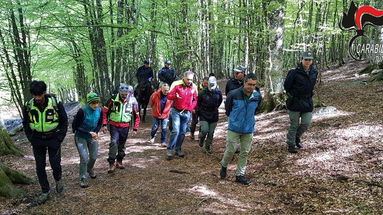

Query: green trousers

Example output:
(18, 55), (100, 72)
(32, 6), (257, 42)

(220, 130), (253, 176)
(198, 121), (217, 150)
(286, 111), (312, 147)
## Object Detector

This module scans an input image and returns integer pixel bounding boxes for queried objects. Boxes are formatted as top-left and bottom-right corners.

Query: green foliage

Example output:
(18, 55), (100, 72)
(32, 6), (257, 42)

(0, 0), (380, 104)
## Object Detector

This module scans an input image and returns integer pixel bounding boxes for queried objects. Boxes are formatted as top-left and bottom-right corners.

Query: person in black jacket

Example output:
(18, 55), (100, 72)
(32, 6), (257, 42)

(22, 80), (68, 205)
(197, 76), (223, 154)
(225, 66), (246, 95)
(136, 59), (153, 88)
(158, 60), (178, 86)
(284, 51), (318, 153)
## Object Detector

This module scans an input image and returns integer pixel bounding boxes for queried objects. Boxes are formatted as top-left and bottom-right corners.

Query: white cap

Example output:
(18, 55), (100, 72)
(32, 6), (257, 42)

(208, 76), (217, 90)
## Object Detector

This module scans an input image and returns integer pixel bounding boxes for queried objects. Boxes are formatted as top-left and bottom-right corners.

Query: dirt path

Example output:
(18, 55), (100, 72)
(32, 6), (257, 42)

(1, 60), (383, 214)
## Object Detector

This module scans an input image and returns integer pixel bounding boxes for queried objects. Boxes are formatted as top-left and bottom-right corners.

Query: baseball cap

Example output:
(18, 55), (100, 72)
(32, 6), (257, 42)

(301, 51), (314, 60)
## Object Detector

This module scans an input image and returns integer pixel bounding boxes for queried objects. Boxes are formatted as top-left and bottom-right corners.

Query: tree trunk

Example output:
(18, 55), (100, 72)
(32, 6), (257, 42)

(0, 123), (22, 157)
(262, 0), (286, 112)
(0, 162), (32, 198)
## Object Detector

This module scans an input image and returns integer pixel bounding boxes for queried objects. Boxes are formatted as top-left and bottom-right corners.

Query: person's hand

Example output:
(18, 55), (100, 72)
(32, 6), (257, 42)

(101, 125), (108, 134)
(90, 132), (98, 140)
(176, 93), (182, 99)
(131, 130), (138, 136)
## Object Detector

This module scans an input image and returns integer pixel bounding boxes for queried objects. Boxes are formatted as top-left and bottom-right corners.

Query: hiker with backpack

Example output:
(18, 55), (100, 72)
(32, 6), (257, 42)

(22, 80), (68, 204)
(102, 84), (140, 173)
(284, 51), (318, 153)
(72, 93), (103, 188)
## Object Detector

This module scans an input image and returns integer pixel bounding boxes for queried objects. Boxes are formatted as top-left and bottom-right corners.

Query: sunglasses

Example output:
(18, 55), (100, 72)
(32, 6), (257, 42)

(304, 59), (313, 61)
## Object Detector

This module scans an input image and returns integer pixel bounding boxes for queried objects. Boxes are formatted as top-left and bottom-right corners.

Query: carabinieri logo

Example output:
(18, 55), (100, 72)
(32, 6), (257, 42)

(341, 1), (383, 61)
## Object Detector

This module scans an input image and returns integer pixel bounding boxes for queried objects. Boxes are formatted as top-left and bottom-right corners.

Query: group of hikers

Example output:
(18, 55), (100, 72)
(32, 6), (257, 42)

(22, 51), (318, 205)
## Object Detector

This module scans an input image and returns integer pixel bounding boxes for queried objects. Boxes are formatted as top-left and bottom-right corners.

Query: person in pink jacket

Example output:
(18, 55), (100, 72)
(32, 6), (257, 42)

(166, 71), (198, 159)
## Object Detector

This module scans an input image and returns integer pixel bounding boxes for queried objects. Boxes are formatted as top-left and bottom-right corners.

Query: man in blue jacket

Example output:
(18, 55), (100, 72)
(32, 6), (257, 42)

(220, 73), (261, 185)
(284, 51), (318, 153)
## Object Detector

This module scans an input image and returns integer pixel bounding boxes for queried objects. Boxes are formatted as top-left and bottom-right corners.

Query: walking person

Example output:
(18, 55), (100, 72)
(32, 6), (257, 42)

(158, 59), (179, 131)
(197, 76), (223, 154)
(166, 71), (198, 159)
(225, 66), (246, 95)
(22, 80), (68, 204)
(72, 92), (103, 188)
(102, 83), (140, 173)
(284, 51), (318, 153)
(219, 73), (261, 185)
(148, 83), (173, 147)
(190, 77), (209, 140)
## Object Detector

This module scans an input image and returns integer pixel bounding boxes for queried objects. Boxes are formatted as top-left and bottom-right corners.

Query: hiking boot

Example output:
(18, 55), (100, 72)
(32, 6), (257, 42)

(205, 148), (212, 155)
(235, 175), (250, 185)
(288, 145), (298, 153)
(198, 140), (204, 147)
(190, 133), (195, 140)
(108, 164), (116, 174)
(220, 166), (227, 179)
(116, 161), (125, 169)
(176, 150), (185, 158)
(80, 178), (89, 188)
(161, 142), (167, 147)
(149, 137), (155, 144)
(36, 192), (50, 205)
(167, 150), (174, 160)
(88, 170), (97, 179)
(295, 137), (304, 149)
(55, 180), (64, 193)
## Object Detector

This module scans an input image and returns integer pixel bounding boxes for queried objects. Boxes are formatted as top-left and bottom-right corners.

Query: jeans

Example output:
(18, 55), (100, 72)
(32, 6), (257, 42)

(220, 130), (253, 176)
(167, 108), (191, 152)
(31, 137), (62, 193)
(286, 111), (313, 147)
(151, 117), (169, 143)
(75, 136), (98, 180)
(108, 125), (129, 164)
(199, 121), (217, 149)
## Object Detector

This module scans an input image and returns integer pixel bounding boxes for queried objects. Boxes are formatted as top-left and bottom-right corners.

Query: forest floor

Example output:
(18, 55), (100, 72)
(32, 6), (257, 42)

(1, 60), (383, 215)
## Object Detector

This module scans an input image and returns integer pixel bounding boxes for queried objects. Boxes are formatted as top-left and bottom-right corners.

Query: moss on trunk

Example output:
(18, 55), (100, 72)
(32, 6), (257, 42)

(0, 128), (23, 156)
(0, 129), (31, 198)
(0, 163), (33, 198)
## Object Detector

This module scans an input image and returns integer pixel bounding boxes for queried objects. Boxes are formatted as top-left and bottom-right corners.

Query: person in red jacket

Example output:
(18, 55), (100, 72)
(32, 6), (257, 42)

(148, 83), (173, 147)
(166, 71), (198, 159)
(101, 83), (140, 173)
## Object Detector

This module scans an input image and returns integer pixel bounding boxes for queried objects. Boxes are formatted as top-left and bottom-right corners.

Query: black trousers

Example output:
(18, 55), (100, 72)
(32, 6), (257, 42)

(31, 137), (62, 193)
